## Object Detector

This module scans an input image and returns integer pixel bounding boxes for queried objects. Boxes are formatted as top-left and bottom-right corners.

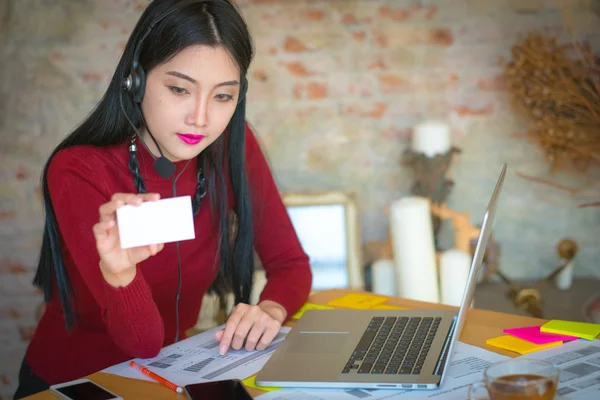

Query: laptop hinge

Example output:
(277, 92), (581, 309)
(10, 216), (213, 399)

(433, 317), (456, 376)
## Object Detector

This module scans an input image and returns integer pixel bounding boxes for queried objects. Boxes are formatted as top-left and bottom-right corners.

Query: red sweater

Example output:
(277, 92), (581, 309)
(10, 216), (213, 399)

(25, 124), (312, 384)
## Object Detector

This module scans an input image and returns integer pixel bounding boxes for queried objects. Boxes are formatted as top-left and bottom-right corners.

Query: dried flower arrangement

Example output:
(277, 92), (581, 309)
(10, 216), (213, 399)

(502, 31), (600, 207)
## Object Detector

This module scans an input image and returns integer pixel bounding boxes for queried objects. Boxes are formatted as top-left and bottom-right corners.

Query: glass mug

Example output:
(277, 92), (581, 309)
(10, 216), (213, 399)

(468, 359), (559, 400)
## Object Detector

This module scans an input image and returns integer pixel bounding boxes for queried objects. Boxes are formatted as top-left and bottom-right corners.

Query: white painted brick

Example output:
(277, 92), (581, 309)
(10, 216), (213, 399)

(0, 344), (28, 400)
(0, 275), (38, 298)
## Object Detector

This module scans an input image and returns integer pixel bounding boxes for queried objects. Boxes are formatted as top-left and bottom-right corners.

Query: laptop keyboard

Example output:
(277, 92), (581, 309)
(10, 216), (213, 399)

(342, 316), (441, 375)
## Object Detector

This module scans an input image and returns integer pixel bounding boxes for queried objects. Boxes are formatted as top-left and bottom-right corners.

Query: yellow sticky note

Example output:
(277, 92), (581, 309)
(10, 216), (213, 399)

(327, 293), (388, 309)
(242, 375), (281, 392)
(541, 320), (600, 341)
(292, 303), (334, 320)
(371, 304), (407, 310)
(486, 335), (563, 355)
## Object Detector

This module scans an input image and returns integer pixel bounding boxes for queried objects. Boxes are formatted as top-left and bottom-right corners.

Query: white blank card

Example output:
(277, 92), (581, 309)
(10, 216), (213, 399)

(116, 195), (195, 249)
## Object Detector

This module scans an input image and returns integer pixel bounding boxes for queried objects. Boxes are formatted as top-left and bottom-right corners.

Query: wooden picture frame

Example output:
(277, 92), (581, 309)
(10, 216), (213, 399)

(281, 191), (364, 291)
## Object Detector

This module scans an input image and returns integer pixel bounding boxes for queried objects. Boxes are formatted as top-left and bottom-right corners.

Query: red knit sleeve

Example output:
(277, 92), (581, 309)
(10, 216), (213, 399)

(244, 124), (313, 320)
(47, 147), (164, 358)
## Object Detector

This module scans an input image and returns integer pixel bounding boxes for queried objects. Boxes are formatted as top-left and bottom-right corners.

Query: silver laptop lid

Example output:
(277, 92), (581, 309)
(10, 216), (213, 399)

(440, 163), (506, 383)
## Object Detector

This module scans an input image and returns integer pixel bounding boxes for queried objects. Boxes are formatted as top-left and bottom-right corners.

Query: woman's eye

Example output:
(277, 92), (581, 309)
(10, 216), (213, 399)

(168, 86), (189, 95)
(215, 93), (234, 102)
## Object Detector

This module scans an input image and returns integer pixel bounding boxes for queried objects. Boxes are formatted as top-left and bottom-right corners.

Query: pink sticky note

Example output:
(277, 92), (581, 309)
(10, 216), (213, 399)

(503, 325), (578, 344)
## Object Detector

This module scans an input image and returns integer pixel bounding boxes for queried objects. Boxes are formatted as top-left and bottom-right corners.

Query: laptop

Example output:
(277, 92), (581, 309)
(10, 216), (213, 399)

(256, 163), (507, 390)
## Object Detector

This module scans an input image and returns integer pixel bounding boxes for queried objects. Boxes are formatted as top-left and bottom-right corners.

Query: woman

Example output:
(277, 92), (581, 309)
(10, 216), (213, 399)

(14, 0), (312, 397)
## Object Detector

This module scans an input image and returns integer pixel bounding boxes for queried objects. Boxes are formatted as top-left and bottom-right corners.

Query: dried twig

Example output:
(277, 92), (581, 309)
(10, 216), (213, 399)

(577, 201), (600, 208)
(516, 172), (580, 195)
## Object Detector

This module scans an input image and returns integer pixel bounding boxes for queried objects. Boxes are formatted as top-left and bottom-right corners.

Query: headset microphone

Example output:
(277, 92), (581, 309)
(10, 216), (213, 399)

(153, 155), (177, 179)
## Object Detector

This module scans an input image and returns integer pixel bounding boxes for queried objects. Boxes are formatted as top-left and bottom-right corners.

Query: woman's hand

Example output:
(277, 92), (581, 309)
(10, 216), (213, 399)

(93, 193), (163, 288)
(215, 301), (287, 355)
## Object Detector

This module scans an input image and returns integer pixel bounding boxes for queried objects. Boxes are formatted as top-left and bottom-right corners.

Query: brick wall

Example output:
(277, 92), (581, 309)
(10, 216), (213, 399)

(1, 0), (600, 398)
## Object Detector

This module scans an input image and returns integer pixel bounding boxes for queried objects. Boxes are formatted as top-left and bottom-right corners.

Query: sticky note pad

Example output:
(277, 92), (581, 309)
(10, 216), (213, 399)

(503, 325), (578, 344)
(486, 335), (563, 355)
(541, 320), (600, 341)
(292, 303), (334, 320)
(371, 304), (408, 310)
(327, 293), (388, 309)
(242, 375), (280, 392)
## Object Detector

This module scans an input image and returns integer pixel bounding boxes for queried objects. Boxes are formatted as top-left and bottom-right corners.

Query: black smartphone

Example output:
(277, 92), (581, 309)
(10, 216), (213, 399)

(49, 379), (122, 400)
(183, 379), (253, 400)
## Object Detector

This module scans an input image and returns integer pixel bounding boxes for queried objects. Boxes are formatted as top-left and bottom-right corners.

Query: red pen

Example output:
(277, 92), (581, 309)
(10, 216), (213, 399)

(129, 360), (183, 393)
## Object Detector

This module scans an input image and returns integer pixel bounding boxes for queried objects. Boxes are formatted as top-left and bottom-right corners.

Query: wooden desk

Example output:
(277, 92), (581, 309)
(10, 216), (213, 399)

(26, 289), (546, 399)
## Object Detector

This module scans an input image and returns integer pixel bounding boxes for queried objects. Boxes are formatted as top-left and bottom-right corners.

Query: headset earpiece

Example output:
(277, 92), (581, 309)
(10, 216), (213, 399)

(127, 60), (146, 104)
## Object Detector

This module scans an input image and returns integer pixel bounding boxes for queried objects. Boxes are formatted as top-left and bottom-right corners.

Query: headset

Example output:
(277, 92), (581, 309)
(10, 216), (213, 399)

(123, 2), (187, 180)
(118, 0), (248, 343)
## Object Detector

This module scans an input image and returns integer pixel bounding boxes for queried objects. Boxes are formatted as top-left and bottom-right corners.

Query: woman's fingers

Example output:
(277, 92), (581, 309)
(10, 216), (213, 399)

(98, 200), (123, 222)
(111, 193), (160, 204)
(128, 243), (165, 265)
(245, 316), (268, 352)
(230, 312), (256, 352)
(93, 220), (113, 239)
(147, 243), (164, 256)
(219, 305), (249, 355)
(93, 220), (116, 252)
(256, 321), (280, 351)
(96, 193), (164, 268)
(100, 193), (160, 222)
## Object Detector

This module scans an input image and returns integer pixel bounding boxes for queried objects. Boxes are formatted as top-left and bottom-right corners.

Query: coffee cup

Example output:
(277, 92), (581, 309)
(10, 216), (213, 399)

(468, 359), (559, 400)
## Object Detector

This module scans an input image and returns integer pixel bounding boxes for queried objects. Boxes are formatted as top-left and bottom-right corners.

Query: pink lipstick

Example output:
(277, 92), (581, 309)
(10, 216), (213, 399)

(176, 133), (205, 145)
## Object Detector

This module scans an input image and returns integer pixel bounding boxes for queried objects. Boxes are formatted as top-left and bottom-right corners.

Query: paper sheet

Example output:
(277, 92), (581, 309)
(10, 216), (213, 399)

(255, 341), (510, 400)
(515, 339), (600, 399)
(101, 325), (290, 387)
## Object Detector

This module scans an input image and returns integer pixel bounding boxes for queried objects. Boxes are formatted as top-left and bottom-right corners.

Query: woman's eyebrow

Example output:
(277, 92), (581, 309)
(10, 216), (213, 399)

(165, 71), (240, 89)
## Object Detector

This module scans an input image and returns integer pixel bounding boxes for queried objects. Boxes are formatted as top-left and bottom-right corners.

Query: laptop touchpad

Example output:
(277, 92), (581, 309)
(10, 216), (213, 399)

(289, 332), (349, 354)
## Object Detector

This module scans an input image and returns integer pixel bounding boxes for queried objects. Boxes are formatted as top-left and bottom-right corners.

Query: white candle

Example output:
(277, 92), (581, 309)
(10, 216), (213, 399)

(412, 120), (451, 157)
(390, 197), (440, 303)
(440, 249), (471, 307)
(371, 259), (397, 296)
(555, 259), (574, 291)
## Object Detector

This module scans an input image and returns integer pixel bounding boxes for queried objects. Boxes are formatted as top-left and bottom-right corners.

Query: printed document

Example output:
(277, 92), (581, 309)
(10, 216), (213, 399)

(515, 339), (600, 400)
(102, 325), (290, 387)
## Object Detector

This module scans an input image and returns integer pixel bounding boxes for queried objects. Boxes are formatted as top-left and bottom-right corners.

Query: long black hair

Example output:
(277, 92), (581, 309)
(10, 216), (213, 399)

(33, 0), (255, 331)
